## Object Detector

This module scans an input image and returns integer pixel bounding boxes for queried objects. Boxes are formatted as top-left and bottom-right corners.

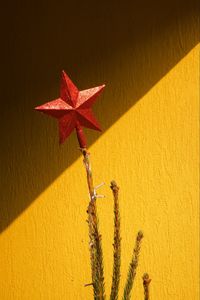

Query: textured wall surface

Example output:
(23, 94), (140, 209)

(1, 1), (199, 299)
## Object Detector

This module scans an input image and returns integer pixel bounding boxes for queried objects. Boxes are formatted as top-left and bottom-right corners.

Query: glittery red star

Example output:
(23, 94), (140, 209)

(35, 71), (105, 147)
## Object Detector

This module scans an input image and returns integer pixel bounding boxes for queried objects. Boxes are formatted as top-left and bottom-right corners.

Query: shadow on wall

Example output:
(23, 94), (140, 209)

(1, 0), (199, 232)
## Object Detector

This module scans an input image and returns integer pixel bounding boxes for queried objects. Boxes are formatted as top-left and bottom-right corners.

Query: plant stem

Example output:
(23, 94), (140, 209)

(142, 273), (151, 300)
(122, 231), (144, 300)
(81, 148), (105, 300)
(110, 181), (121, 300)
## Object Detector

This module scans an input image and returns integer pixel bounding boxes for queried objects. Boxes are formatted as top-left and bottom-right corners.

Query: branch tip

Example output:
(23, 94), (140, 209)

(110, 180), (119, 192)
(143, 273), (151, 300)
(142, 273), (151, 283)
(137, 230), (144, 240)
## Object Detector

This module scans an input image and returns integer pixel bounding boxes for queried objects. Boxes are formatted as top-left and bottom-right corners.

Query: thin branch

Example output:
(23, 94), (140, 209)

(122, 231), (144, 300)
(142, 273), (151, 300)
(110, 180), (121, 300)
(84, 283), (94, 287)
(81, 148), (105, 300)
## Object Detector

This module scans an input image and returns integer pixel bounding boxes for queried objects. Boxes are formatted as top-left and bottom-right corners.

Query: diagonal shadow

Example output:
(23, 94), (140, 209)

(1, 0), (199, 232)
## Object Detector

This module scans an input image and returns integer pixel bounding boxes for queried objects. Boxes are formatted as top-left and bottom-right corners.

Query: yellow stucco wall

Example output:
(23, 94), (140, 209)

(1, 1), (199, 299)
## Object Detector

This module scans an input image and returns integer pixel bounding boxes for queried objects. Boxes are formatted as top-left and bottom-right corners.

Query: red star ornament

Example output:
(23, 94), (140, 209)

(35, 71), (105, 147)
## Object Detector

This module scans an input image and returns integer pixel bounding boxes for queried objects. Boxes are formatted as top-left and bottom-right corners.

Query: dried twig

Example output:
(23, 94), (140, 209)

(81, 148), (105, 300)
(122, 231), (144, 300)
(142, 273), (151, 300)
(84, 283), (94, 287)
(110, 181), (121, 300)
